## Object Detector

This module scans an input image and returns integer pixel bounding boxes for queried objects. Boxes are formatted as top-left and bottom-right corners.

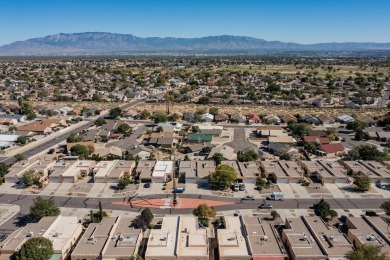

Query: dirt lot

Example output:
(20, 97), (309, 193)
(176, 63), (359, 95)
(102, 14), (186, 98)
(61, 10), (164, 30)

(1, 100), (125, 111)
(134, 103), (390, 119)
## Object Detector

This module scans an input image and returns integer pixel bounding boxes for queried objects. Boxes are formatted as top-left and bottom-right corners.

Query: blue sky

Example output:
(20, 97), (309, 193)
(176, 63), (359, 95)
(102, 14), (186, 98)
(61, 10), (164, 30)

(0, 0), (389, 45)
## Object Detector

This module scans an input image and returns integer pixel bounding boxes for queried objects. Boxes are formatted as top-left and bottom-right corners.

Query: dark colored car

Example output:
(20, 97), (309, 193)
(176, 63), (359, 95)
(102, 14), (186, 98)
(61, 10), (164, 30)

(48, 148), (55, 154)
(144, 182), (151, 188)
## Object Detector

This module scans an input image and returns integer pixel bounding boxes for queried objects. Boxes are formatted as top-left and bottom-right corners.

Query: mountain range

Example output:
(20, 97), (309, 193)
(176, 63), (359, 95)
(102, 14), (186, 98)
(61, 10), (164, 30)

(1, 32), (390, 56)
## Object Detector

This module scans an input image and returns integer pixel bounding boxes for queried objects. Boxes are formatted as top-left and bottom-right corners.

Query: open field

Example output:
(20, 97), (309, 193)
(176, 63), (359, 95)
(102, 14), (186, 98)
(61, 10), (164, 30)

(134, 103), (390, 119)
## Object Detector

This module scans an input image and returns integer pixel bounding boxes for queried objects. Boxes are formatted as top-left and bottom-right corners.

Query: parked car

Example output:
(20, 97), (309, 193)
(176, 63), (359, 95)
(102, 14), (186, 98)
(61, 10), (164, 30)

(48, 148), (55, 154)
(239, 183), (245, 191)
(144, 182), (151, 188)
(242, 195), (255, 200)
(0, 234), (7, 242)
(259, 203), (273, 209)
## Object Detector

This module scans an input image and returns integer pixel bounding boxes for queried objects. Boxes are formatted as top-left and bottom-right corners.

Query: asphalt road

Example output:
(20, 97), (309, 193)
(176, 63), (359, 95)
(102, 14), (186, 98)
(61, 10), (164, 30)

(0, 192), (387, 234)
(225, 128), (258, 152)
(0, 121), (94, 165)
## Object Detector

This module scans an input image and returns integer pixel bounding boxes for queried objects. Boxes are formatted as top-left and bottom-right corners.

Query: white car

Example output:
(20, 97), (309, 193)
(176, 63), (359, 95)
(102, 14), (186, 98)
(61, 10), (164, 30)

(242, 195), (255, 200)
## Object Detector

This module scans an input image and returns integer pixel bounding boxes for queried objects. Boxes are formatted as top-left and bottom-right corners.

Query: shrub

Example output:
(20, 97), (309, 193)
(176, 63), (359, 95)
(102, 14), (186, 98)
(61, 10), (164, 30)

(366, 210), (379, 216)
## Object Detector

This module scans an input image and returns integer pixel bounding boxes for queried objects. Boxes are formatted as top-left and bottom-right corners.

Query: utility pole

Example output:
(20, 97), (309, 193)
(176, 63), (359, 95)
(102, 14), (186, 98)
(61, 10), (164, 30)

(166, 92), (170, 115)
(171, 148), (178, 206)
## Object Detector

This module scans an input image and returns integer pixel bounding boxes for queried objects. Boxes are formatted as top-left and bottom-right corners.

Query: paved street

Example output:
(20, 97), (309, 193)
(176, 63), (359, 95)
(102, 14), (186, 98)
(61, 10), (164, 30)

(225, 128), (257, 152)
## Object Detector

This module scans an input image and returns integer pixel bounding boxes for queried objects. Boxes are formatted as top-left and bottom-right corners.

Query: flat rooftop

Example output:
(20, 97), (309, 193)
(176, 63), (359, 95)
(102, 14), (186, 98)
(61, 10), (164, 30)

(278, 160), (303, 178)
(283, 217), (325, 258)
(176, 216), (208, 257)
(6, 160), (39, 178)
(360, 161), (390, 178)
(62, 160), (95, 177)
(238, 161), (260, 178)
(152, 161), (173, 177)
(347, 216), (390, 255)
(242, 216), (287, 257)
(93, 160), (116, 178)
(107, 160), (135, 178)
(217, 216), (250, 257)
(146, 216), (179, 258)
(102, 216), (142, 258)
(304, 216), (352, 258)
(71, 217), (117, 257)
(196, 160), (216, 179)
(300, 160), (323, 173)
(318, 160), (348, 178)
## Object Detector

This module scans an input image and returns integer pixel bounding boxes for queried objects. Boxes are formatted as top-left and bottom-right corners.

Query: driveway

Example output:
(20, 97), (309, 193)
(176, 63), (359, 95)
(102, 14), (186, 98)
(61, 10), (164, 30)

(225, 128), (258, 152)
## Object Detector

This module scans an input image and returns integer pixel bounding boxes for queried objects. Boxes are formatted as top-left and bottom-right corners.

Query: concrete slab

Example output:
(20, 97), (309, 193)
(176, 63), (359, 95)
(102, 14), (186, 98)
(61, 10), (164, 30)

(277, 183), (296, 199)
(290, 183), (311, 198)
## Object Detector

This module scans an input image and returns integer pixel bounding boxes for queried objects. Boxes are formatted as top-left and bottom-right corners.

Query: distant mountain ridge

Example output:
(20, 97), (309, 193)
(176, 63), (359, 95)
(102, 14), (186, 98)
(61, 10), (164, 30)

(1, 32), (390, 55)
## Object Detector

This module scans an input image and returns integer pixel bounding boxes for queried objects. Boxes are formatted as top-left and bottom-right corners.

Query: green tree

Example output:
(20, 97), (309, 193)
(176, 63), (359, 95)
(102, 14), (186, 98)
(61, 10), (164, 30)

(192, 125), (200, 133)
(117, 124), (132, 135)
(129, 254), (144, 260)
(117, 175), (131, 190)
(14, 154), (26, 162)
(212, 152), (224, 166)
(271, 210), (280, 220)
(0, 163), (8, 177)
(238, 150), (258, 162)
(193, 203), (216, 220)
(94, 117), (107, 126)
(170, 113), (180, 122)
(154, 113), (168, 123)
(280, 153), (291, 160)
(380, 201), (390, 215)
(347, 244), (388, 260)
(200, 146), (212, 155)
(141, 208), (154, 224)
(347, 120), (367, 131)
(17, 136), (28, 145)
(109, 107), (123, 119)
(197, 96), (210, 104)
(70, 144), (90, 159)
(15, 237), (53, 260)
(97, 201), (103, 221)
(141, 109), (151, 119)
(26, 112), (37, 120)
(353, 173), (371, 192)
(209, 164), (237, 189)
(329, 209), (338, 220)
(289, 122), (310, 138)
(30, 197), (60, 221)
(313, 198), (331, 220)
(183, 155), (190, 161)
(304, 143), (317, 154)
(345, 145), (390, 161)
(66, 133), (84, 143)
(209, 107), (219, 116)
(22, 170), (40, 186)
(355, 127), (365, 141)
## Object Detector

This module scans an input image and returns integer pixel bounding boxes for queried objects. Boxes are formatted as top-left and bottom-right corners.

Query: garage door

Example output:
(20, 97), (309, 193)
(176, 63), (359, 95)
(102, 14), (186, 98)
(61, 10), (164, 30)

(277, 178), (288, 184)
(109, 178), (119, 183)
(244, 178), (256, 184)
(63, 178), (74, 183)
(335, 178), (348, 184)
(94, 178), (106, 183)
(50, 177), (61, 183)
(185, 178), (197, 184)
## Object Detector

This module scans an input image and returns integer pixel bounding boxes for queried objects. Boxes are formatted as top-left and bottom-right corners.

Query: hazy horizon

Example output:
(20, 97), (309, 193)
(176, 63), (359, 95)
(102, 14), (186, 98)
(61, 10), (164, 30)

(0, 0), (389, 46)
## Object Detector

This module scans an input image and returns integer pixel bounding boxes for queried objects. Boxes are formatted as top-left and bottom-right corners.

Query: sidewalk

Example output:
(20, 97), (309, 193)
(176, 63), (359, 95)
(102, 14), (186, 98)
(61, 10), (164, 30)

(0, 204), (20, 226)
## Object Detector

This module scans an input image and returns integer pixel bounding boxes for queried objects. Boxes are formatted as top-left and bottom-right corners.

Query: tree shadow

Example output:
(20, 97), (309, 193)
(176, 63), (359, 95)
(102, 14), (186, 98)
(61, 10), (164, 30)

(13, 214), (34, 227)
